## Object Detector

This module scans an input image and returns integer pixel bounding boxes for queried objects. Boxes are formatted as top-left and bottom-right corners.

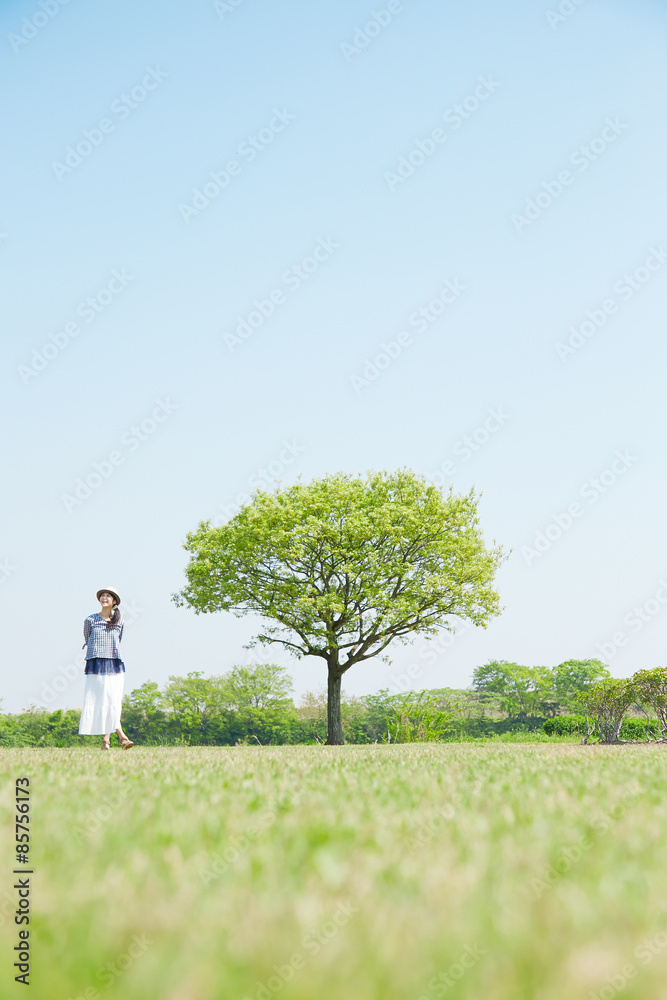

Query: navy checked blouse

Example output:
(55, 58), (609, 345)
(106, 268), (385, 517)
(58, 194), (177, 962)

(82, 613), (124, 660)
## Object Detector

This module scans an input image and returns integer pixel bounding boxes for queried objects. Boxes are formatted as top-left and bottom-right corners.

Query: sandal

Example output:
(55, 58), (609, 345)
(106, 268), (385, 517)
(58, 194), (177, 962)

(101, 738), (111, 750)
(119, 736), (134, 750)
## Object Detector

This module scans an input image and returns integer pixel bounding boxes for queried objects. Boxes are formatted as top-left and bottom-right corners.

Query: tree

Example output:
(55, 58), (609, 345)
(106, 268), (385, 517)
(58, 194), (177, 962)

(222, 664), (293, 710)
(472, 660), (554, 718)
(173, 469), (506, 744)
(576, 677), (635, 744)
(552, 659), (610, 711)
(122, 681), (168, 743)
(162, 671), (227, 743)
(220, 664), (297, 747)
(631, 667), (667, 740)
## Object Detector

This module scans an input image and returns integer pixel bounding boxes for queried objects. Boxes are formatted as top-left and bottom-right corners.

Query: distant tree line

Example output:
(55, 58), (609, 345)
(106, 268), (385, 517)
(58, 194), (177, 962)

(1, 660), (665, 747)
(472, 659), (667, 743)
(470, 658), (611, 719)
(1, 665), (396, 747)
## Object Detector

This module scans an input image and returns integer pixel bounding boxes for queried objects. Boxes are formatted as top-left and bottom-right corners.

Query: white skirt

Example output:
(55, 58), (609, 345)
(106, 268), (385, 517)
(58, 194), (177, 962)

(78, 673), (125, 734)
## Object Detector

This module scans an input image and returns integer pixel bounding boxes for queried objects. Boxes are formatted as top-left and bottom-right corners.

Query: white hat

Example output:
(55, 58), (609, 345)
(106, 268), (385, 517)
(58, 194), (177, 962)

(96, 587), (121, 605)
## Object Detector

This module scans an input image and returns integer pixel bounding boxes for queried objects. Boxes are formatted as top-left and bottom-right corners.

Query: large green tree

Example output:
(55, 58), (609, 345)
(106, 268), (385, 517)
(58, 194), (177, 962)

(472, 660), (555, 718)
(551, 659), (610, 711)
(222, 664), (294, 710)
(173, 469), (506, 744)
(162, 671), (227, 742)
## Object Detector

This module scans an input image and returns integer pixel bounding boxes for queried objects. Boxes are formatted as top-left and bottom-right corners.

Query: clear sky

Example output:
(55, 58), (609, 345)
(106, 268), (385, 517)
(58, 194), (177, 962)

(2, 0), (666, 713)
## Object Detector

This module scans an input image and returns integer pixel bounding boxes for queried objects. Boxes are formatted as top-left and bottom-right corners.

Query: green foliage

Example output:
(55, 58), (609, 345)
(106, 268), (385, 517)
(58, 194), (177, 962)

(162, 671), (228, 743)
(173, 469), (506, 742)
(473, 659), (610, 720)
(619, 717), (653, 741)
(121, 681), (169, 744)
(632, 667), (667, 739)
(472, 660), (556, 718)
(551, 659), (610, 710)
(0, 708), (100, 748)
(542, 715), (587, 736)
(576, 678), (636, 743)
(543, 714), (660, 742)
(222, 663), (294, 710)
(6, 660), (667, 748)
(384, 690), (461, 743)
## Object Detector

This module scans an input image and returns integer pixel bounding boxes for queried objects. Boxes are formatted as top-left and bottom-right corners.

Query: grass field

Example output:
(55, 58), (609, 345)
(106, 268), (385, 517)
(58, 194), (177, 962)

(2, 743), (667, 1000)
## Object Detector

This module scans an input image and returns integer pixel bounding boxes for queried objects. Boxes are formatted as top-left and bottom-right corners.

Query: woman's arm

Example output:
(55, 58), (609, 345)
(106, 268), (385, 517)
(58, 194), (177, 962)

(83, 617), (92, 642)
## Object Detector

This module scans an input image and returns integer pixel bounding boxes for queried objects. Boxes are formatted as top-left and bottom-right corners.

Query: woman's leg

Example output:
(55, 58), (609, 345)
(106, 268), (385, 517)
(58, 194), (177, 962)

(115, 726), (134, 747)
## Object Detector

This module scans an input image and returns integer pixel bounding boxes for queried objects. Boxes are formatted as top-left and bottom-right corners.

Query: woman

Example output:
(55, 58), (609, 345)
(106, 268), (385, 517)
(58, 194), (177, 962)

(78, 588), (134, 750)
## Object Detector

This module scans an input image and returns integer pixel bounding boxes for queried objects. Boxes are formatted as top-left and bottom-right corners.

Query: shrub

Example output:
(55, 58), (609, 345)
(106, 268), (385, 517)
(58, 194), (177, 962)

(384, 690), (460, 743)
(542, 715), (586, 736)
(618, 717), (661, 741)
(632, 668), (667, 739)
(576, 678), (635, 744)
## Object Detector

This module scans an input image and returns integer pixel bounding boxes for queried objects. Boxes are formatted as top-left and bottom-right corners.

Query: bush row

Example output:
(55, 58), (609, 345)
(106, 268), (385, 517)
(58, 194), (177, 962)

(2, 672), (663, 746)
(542, 715), (658, 740)
(0, 705), (599, 747)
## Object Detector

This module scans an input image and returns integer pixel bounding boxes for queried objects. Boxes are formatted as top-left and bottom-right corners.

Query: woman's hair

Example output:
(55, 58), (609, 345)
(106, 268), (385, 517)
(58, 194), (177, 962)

(105, 606), (121, 628)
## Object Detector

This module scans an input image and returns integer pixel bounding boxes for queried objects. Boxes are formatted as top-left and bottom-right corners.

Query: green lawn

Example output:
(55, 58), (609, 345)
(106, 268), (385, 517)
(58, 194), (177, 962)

(2, 744), (667, 1000)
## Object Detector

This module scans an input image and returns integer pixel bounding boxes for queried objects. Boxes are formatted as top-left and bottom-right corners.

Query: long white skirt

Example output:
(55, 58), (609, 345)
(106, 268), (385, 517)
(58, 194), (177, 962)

(78, 673), (125, 734)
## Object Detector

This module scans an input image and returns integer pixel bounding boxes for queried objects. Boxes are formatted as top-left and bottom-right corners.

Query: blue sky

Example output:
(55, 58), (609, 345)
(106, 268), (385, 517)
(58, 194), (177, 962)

(1, 0), (666, 713)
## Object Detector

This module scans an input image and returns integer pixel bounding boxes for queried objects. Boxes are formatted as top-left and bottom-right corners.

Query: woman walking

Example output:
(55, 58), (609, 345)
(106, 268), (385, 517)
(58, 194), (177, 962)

(78, 588), (134, 750)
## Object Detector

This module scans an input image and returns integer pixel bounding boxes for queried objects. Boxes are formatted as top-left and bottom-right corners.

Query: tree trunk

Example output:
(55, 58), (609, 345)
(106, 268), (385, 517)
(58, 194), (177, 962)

(326, 664), (344, 745)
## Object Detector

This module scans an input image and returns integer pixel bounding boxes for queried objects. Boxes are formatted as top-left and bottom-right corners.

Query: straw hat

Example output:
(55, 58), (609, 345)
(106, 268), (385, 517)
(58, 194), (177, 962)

(96, 587), (121, 606)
